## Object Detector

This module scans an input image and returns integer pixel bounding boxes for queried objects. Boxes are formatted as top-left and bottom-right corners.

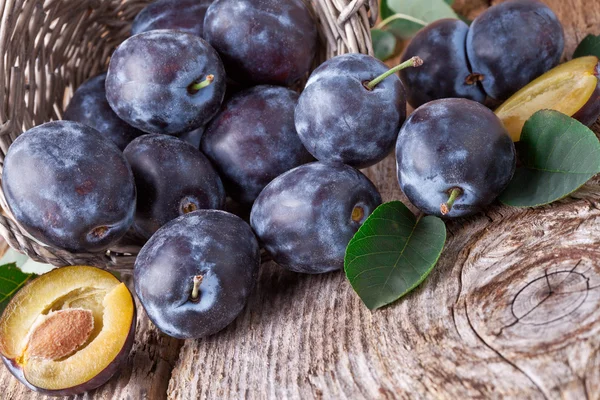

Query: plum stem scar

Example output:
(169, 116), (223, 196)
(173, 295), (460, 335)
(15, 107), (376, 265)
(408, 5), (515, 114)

(188, 75), (214, 93)
(190, 275), (203, 301)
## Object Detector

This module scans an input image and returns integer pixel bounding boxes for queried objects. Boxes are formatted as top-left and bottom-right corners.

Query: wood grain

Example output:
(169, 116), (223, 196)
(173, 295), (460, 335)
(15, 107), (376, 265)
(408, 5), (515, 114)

(2, 0), (600, 399)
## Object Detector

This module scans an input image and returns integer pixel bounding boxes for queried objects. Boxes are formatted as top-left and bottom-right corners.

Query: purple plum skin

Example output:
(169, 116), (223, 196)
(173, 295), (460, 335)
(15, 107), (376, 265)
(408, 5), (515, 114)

(2, 121), (136, 252)
(400, 19), (486, 108)
(295, 54), (406, 169)
(396, 99), (516, 218)
(63, 73), (144, 150)
(176, 126), (204, 148)
(1, 308), (136, 396)
(134, 210), (260, 339)
(106, 30), (226, 135)
(250, 162), (382, 274)
(201, 85), (313, 205)
(131, 0), (213, 38)
(466, 0), (564, 101)
(203, 0), (317, 86)
(124, 134), (225, 240)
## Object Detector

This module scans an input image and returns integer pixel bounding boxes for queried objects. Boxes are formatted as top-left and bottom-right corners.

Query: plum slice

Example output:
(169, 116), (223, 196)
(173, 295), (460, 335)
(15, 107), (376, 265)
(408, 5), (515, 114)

(496, 56), (600, 141)
(0, 266), (136, 396)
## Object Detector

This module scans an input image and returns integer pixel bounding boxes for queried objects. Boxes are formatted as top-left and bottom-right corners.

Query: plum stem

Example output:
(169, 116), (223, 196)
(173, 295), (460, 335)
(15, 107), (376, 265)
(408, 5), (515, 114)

(188, 75), (214, 93)
(441, 188), (463, 216)
(190, 275), (203, 301)
(366, 56), (423, 90)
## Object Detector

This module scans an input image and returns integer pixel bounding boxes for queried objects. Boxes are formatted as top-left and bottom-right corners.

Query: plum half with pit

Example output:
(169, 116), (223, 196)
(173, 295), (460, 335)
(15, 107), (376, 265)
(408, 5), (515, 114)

(124, 134), (225, 239)
(466, 0), (564, 101)
(396, 98), (516, 218)
(0, 266), (136, 396)
(496, 56), (600, 141)
(201, 85), (313, 205)
(131, 0), (213, 37)
(106, 30), (226, 135)
(63, 73), (144, 150)
(295, 54), (419, 168)
(250, 162), (382, 274)
(2, 121), (136, 252)
(203, 0), (317, 86)
(134, 210), (260, 339)
(400, 19), (486, 109)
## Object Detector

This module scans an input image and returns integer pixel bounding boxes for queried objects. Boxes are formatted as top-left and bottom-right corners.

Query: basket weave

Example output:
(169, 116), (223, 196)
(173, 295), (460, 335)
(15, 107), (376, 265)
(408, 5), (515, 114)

(0, 0), (378, 271)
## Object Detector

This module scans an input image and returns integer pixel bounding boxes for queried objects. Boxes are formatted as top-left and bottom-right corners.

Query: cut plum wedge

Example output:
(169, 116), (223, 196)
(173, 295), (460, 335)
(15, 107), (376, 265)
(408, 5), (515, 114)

(0, 266), (135, 396)
(496, 56), (600, 141)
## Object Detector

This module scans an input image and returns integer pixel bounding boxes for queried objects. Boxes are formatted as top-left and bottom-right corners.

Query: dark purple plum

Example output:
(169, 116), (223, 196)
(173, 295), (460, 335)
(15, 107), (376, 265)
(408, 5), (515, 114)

(177, 126), (204, 148)
(106, 30), (226, 135)
(203, 0), (317, 86)
(124, 134), (225, 239)
(201, 85), (313, 205)
(400, 19), (486, 108)
(134, 210), (260, 339)
(131, 0), (213, 37)
(2, 121), (136, 252)
(466, 0), (564, 101)
(396, 99), (516, 218)
(250, 162), (382, 274)
(63, 73), (144, 150)
(295, 53), (410, 168)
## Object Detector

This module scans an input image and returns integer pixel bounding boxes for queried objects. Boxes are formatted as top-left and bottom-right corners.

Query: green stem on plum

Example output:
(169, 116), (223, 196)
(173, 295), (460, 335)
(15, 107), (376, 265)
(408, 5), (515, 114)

(188, 75), (214, 93)
(375, 13), (427, 30)
(440, 188), (463, 216)
(190, 275), (203, 301)
(366, 57), (423, 90)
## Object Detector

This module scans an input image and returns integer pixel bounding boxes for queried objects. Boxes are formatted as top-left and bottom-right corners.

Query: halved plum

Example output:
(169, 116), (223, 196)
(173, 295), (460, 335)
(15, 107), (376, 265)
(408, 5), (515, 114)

(496, 56), (600, 141)
(0, 266), (136, 396)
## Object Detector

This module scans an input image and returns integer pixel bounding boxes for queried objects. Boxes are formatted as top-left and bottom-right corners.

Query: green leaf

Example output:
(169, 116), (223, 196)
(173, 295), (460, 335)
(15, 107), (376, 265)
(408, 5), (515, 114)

(372, 29), (397, 61)
(0, 263), (36, 315)
(379, 0), (458, 39)
(344, 201), (446, 310)
(573, 34), (600, 59)
(499, 110), (600, 207)
(445, 0), (455, 4)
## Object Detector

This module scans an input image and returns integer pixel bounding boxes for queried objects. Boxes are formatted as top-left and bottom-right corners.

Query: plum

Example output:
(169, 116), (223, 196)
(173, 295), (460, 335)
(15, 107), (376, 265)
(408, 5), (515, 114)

(124, 134), (225, 239)
(0, 266), (136, 396)
(134, 210), (260, 339)
(2, 121), (136, 252)
(63, 73), (144, 150)
(131, 0), (213, 37)
(250, 162), (382, 274)
(466, 0), (564, 101)
(400, 19), (486, 109)
(106, 30), (226, 135)
(396, 98), (516, 218)
(295, 54), (418, 168)
(496, 56), (600, 141)
(203, 0), (317, 86)
(201, 85), (313, 205)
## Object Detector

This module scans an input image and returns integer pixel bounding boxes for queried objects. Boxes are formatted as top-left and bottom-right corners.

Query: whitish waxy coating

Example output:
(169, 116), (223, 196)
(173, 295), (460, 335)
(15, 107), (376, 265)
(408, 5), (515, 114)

(400, 19), (486, 108)
(295, 54), (406, 168)
(250, 162), (382, 274)
(63, 73), (144, 150)
(131, 0), (213, 37)
(396, 99), (516, 218)
(466, 0), (564, 101)
(201, 85), (313, 205)
(124, 134), (225, 239)
(203, 0), (317, 86)
(134, 210), (260, 339)
(2, 121), (136, 252)
(106, 30), (226, 135)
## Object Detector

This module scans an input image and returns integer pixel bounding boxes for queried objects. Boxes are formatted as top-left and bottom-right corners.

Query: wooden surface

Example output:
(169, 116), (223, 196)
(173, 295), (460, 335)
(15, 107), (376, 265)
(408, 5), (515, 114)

(3, 0), (600, 399)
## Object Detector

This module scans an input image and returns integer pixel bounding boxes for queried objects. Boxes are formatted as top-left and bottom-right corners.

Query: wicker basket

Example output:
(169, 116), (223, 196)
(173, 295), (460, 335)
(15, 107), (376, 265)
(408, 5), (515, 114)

(0, 0), (378, 271)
